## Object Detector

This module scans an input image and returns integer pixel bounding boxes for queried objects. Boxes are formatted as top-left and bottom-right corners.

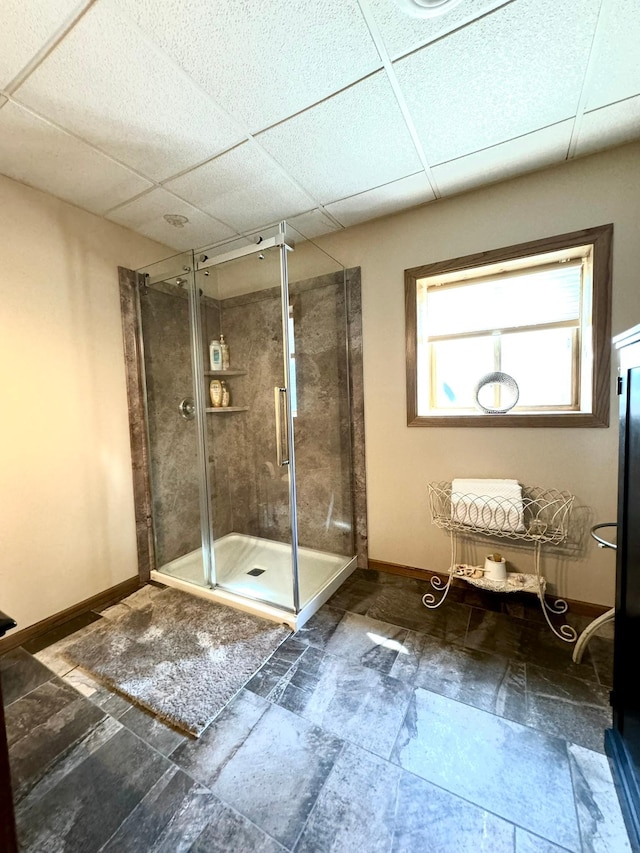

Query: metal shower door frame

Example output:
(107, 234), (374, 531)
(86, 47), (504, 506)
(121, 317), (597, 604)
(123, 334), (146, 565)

(195, 222), (301, 613)
(186, 253), (217, 590)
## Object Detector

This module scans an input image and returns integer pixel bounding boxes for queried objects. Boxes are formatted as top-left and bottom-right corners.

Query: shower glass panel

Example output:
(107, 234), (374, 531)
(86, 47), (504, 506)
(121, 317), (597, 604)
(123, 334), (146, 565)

(285, 224), (356, 609)
(199, 243), (295, 611)
(135, 223), (358, 625)
(136, 251), (213, 589)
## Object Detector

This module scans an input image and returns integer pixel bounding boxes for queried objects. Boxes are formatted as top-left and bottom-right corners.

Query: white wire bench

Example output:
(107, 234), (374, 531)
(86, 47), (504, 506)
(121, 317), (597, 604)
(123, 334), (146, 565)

(425, 482), (577, 642)
(572, 523), (616, 663)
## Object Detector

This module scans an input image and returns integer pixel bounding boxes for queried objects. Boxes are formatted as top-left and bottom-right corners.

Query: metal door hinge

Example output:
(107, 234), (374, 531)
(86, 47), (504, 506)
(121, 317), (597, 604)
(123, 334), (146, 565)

(617, 376), (623, 395)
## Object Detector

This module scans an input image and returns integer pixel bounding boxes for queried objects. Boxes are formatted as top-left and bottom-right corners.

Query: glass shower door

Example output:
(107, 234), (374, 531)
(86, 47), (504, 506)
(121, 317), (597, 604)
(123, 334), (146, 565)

(285, 225), (357, 609)
(136, 224), (357, 619)
(198, 240), (296, 612)
(136, 252), (213, 589)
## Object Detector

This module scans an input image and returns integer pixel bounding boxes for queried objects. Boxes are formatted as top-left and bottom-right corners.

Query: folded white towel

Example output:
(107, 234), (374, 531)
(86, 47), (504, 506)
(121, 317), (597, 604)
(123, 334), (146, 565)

(451, 478), (525, 533)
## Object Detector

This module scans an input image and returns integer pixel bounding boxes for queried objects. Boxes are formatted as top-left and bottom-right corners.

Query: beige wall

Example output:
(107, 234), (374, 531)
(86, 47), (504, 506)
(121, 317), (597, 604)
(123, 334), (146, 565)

(319, 142), (640, 606)
(0, 174), (168, 631)
(2, 143), (637, 632)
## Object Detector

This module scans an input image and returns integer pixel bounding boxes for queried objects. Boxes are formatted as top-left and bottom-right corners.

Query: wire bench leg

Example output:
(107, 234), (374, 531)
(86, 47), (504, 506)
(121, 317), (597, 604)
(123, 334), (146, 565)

(423, 531), (457, 609)
(533, 540), (577, 643)
(572, 607), (614, 663)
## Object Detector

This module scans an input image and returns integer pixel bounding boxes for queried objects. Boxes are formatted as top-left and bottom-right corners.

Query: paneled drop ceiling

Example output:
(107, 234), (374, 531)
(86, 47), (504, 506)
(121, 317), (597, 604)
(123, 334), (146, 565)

(0, 0), (638, 251)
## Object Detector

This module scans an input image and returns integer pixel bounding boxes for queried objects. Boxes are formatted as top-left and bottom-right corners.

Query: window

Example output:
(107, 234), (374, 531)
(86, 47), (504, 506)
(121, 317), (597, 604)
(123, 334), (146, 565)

(405, 225), (613, 427)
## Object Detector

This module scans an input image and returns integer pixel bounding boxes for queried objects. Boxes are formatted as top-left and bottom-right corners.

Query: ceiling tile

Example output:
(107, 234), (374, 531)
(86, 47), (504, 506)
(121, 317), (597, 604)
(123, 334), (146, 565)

(258, 72), (423, 204)
(107, 189), (237, 251)
(109, 0), (381, 132)
(15, 2), (245, 182)
(0, 0), (81, 88)
(325, 172), (434, 227)
(164, 142), (314, 233)
(364, 0), (511, 60)
(286, 210), (343, 240)
(0, 101), (151, 214)
(432, 121), (573, 196)
(394, 0), (601, 164)
(584, 0), (640, 111)
(575, 97), (640, 157)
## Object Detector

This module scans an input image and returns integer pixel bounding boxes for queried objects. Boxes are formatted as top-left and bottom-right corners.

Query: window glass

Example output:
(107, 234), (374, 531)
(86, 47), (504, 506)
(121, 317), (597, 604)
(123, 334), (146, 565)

(422, 263), (581, 338)
(431, 337), (495, 409)
(416, 251), (585, 415)
(404, 225), (612, 427)
(501, 328), (575, 408)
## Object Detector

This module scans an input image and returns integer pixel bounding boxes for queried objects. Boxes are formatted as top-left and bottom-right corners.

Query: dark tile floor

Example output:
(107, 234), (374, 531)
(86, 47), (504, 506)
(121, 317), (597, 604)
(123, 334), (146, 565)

(1, 571), (630, 852)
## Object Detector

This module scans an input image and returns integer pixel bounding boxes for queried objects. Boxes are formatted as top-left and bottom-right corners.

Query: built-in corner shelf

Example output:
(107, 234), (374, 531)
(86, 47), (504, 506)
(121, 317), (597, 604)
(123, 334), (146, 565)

(205, 367), (248, 412)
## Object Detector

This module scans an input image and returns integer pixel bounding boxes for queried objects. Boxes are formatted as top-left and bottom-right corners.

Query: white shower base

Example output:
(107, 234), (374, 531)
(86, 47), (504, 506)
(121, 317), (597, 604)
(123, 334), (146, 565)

(150, 532), (357, 630)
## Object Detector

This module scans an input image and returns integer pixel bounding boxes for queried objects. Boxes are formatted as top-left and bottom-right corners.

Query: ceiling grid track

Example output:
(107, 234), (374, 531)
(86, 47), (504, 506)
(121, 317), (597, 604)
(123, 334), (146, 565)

(248, 136), (333, 212)
(566, 0), (611, 160)
(4, 93), (156, 188)
(436, 117), (582, 169)
(97, 3), (250, 143)
(102, 183), (232, 232)
(357, 0), (441, 198)
(116, 5), (330, 215)
(316, 207), (346, 231)
(6, 0), (338, 234)
(154, 134), (340, 235)
(388, 0), (517, 64)
(102, 1), (345, 230)
(2, 0), (99, 95)
(3, 93), (239, 232)
(0, 0), (637, 248)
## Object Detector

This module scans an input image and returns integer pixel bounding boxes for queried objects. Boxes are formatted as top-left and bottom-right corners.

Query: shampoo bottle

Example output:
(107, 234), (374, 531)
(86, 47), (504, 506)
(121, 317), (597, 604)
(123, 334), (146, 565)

(220, 334), (230, 371)
(209, 339), (222, 371)
(209, 380), (222, 407)
(221, 381), (230, 408)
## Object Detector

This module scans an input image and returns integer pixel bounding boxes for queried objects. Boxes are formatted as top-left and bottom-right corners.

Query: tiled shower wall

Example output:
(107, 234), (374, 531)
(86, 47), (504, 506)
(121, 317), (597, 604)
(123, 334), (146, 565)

(140, 282), (228, 565)
(138, 269), (365, 569)
(139, 283), (201, 566)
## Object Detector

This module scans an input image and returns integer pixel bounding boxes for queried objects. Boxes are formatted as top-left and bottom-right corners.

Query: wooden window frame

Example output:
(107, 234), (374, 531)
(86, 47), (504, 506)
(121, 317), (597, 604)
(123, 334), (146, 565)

(405, 224), (613, 428)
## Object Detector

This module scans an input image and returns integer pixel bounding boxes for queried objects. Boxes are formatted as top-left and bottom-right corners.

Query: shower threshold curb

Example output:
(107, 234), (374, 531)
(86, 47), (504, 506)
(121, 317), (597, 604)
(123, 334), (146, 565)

(151, 554), (357, 632)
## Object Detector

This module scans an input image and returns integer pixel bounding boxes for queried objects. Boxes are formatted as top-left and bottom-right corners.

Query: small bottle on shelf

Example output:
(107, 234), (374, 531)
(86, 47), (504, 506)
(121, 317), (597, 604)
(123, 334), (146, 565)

(220, 334), (230, 371)
(209, 339), (222, 371)
(209, 380), (222, 407)
(221, 381), (230, 408)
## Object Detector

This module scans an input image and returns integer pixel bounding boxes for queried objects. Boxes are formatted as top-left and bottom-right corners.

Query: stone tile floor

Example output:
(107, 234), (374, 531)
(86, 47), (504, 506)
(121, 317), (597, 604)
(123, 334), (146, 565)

(1, 570), (631, 852)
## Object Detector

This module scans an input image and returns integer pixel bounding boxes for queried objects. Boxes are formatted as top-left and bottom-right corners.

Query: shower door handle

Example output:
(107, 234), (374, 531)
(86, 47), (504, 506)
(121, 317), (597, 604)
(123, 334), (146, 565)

(274, 386), (290, 466)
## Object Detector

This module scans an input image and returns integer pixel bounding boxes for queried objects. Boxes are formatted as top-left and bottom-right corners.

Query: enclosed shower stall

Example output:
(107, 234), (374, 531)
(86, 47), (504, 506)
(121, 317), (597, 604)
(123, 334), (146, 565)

(123, 222), (365, 629)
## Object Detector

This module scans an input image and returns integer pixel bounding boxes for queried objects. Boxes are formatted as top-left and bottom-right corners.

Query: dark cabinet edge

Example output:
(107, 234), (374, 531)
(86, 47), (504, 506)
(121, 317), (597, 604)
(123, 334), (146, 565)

(605, 729), (640, 852)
